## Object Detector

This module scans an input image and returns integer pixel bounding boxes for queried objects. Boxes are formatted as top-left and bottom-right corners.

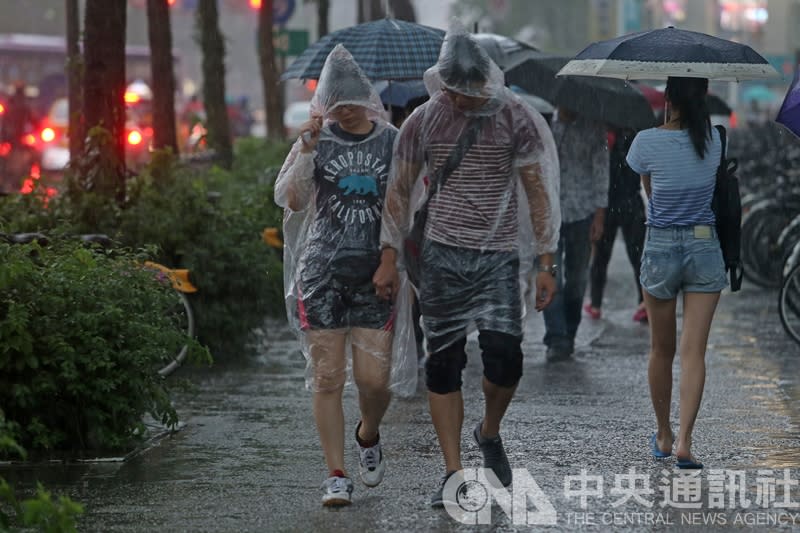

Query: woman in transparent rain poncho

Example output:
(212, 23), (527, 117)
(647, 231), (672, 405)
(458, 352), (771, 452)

(373, 21), (561, 507)
(274, 44), (415, 507)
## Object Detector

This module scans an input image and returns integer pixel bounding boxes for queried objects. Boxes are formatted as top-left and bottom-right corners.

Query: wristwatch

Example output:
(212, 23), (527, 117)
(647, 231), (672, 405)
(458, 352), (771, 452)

(537, 264), (559, 277)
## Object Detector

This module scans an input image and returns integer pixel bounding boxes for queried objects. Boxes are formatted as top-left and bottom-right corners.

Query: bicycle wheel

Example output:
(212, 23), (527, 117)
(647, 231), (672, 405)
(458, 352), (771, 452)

(779, 261), (800, 346)
(157, 291), (195, 377)
(742, 199), (800, 288)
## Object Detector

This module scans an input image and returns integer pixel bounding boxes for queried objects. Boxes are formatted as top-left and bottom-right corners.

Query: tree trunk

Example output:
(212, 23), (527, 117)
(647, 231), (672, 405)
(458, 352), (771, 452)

(65, 0), (83, 160)
(389, 0), (415, 21)
(196, 0), (233, 169)
(317, 0), (329, 39)
(258, 0), (284, 141)
(83, 0), (127, 200)
(147, 0), (179, 154)
(357, 0), (384, 23)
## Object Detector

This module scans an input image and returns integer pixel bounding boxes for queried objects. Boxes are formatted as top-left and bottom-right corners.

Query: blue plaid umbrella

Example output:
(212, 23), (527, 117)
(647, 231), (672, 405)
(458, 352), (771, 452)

(557, 27), (780, 81)
(777, 70), (800, 139)
(281, 18), (445, 81)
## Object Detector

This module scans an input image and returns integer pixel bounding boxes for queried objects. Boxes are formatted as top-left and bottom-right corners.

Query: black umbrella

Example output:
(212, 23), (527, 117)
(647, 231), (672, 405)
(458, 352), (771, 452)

(506, 54), (656, 130)
(472, 33), (539, 71)
(557, 26), (779, 81)
(707, 93), (732, 116)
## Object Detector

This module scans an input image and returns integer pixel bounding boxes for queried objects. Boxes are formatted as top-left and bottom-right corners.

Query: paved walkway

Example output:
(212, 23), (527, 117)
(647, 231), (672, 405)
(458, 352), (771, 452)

(3, 238), (800, 532)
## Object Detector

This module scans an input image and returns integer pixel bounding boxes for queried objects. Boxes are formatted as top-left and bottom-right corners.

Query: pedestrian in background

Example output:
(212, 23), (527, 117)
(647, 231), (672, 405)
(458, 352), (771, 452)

(274, 44), (415, 506)
(626, 76), (727, 469)
(584, 127), (648, 323)
(373, 21), (560, 507)
(543, 106), (609, 362)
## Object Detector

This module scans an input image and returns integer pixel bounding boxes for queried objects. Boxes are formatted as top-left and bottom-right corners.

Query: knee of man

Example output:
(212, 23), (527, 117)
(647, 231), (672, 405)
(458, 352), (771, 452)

(425, 351), (466, 394)
(480, 332), (523, 387)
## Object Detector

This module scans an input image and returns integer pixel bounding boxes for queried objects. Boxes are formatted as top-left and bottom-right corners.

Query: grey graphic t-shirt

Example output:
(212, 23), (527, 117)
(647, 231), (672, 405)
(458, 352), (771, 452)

(303, 122), (397, 278)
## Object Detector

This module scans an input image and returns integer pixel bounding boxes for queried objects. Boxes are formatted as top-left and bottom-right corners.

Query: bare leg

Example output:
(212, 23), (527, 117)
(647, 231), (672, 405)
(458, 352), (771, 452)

(676, 291), (720, 461)
(429, 391), (464, 473)
(351, 327), (393, 442)
(481, 378), (517, 438)
(308, 330), (348, 474)
(643, 291), (677, 454)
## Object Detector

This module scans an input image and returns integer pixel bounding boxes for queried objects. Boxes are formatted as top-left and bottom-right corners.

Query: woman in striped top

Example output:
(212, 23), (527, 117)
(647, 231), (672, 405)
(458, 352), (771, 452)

(626, 76), (727, 469)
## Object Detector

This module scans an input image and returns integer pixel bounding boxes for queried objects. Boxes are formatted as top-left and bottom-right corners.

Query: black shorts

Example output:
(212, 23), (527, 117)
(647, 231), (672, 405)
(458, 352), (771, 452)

(298, 270), (393, 331)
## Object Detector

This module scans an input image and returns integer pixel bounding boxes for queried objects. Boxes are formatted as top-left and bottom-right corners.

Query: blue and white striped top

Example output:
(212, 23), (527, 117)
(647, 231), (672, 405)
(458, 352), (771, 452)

(626, 127), (722, 228)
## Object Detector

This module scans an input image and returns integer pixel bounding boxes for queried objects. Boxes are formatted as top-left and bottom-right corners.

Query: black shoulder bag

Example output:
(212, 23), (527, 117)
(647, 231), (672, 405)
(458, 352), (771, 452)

(404, 117), (485, 287)
(711, 124), (743, 292)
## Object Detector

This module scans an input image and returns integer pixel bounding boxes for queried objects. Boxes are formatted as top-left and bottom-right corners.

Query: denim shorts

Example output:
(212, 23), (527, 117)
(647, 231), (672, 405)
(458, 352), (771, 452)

(639, 225), (728, 300)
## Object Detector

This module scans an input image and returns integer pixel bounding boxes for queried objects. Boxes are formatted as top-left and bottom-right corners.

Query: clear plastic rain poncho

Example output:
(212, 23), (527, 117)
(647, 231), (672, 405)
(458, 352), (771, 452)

(379, 20), (561, 353)
(274, 44), (417, 396)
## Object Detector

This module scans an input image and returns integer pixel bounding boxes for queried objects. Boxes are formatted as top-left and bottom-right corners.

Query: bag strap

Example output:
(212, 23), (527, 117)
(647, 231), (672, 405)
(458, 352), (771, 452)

(425, 117), (486, 202)
(715, 124), (727, 169)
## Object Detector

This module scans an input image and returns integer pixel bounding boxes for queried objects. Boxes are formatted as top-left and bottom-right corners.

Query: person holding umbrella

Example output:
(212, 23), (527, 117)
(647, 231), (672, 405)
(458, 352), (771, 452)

(626, 76), (727, 469)
(373, 20), (560, 506)
(274, 44), (416, 506)
(559, 25), (781, 469)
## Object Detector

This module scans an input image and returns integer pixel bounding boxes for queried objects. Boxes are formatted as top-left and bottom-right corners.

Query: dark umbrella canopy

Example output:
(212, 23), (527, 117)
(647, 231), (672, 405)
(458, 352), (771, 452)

(777, 70), (800, 139)
(373, 79), (428, 107)
(281, 18), (445, 81)
(558, 27), (779, 81)
(635, 82), (732, 116)
(472, 33), (539, 71)
(506, 54), (656, 130)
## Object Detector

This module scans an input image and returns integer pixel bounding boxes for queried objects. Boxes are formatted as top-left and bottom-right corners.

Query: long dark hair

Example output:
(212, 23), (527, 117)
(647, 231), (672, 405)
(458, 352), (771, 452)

(665, 76), (711, 159)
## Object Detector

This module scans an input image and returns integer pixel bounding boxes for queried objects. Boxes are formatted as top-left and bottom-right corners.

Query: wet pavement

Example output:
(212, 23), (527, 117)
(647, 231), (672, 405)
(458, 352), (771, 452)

(3, 238), (800, 532)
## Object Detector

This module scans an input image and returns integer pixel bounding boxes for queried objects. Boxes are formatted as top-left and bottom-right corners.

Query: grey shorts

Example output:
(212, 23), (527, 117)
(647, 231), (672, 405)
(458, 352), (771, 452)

(419, 240), (522, 353)
(640, 225), (728, 300)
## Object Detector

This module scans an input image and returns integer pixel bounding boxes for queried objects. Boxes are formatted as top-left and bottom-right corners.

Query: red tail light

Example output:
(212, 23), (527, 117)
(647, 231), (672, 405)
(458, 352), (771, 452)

(0, 103), (5, 114)
(22, 134), (36, 146)
(127, 130), (143, 145)
(41, 127), (56, 143)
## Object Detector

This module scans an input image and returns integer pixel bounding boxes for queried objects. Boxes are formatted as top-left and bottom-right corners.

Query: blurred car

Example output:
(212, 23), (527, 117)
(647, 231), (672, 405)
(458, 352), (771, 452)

(283, 101), (311, 139)
(250, 101), (312, 139)
(39, 97), (154, 174)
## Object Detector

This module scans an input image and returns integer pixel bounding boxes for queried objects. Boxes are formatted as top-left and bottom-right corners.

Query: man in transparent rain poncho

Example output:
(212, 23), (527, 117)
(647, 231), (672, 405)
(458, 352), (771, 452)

(374, 21), (561, 507)
(274, 45), (416, 507)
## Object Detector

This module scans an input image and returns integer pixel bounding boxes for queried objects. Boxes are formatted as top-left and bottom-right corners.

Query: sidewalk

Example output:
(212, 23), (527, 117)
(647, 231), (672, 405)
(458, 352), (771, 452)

(3, 238), (800, 532)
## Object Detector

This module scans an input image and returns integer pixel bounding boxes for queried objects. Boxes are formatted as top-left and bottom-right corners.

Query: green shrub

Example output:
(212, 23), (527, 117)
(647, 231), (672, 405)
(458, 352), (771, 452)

(0, 240), (209, 452)
(0, 419), (83, 533)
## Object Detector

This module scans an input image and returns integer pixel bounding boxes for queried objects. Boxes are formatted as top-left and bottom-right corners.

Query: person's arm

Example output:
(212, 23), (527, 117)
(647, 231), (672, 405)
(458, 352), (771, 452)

(519, 163), (560, 310)
(641, 174), (652, 199)
(374, 158), (422, 300)
(273, 118), (323, 211)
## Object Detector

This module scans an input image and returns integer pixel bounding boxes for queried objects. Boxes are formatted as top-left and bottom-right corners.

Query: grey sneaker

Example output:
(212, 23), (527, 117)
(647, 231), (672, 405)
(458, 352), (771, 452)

(356, 424), (386, 487)
(320, 475), (353, 507)
(473, 421), (512, 487)
(431, 471), (461, 508)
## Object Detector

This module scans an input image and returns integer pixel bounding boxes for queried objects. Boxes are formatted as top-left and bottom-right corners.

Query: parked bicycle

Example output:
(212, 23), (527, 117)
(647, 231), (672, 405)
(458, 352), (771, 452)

(1, 231), (198, 376)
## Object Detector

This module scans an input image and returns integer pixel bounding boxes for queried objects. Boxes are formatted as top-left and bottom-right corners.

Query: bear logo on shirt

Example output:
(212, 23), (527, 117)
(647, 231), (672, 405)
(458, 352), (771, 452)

(338, 174), (378, 196)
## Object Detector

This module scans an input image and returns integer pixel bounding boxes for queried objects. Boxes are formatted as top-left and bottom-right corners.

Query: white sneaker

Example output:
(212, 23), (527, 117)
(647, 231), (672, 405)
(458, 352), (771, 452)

(356, 423), (386, 487)
(320, 476), (353, 507)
